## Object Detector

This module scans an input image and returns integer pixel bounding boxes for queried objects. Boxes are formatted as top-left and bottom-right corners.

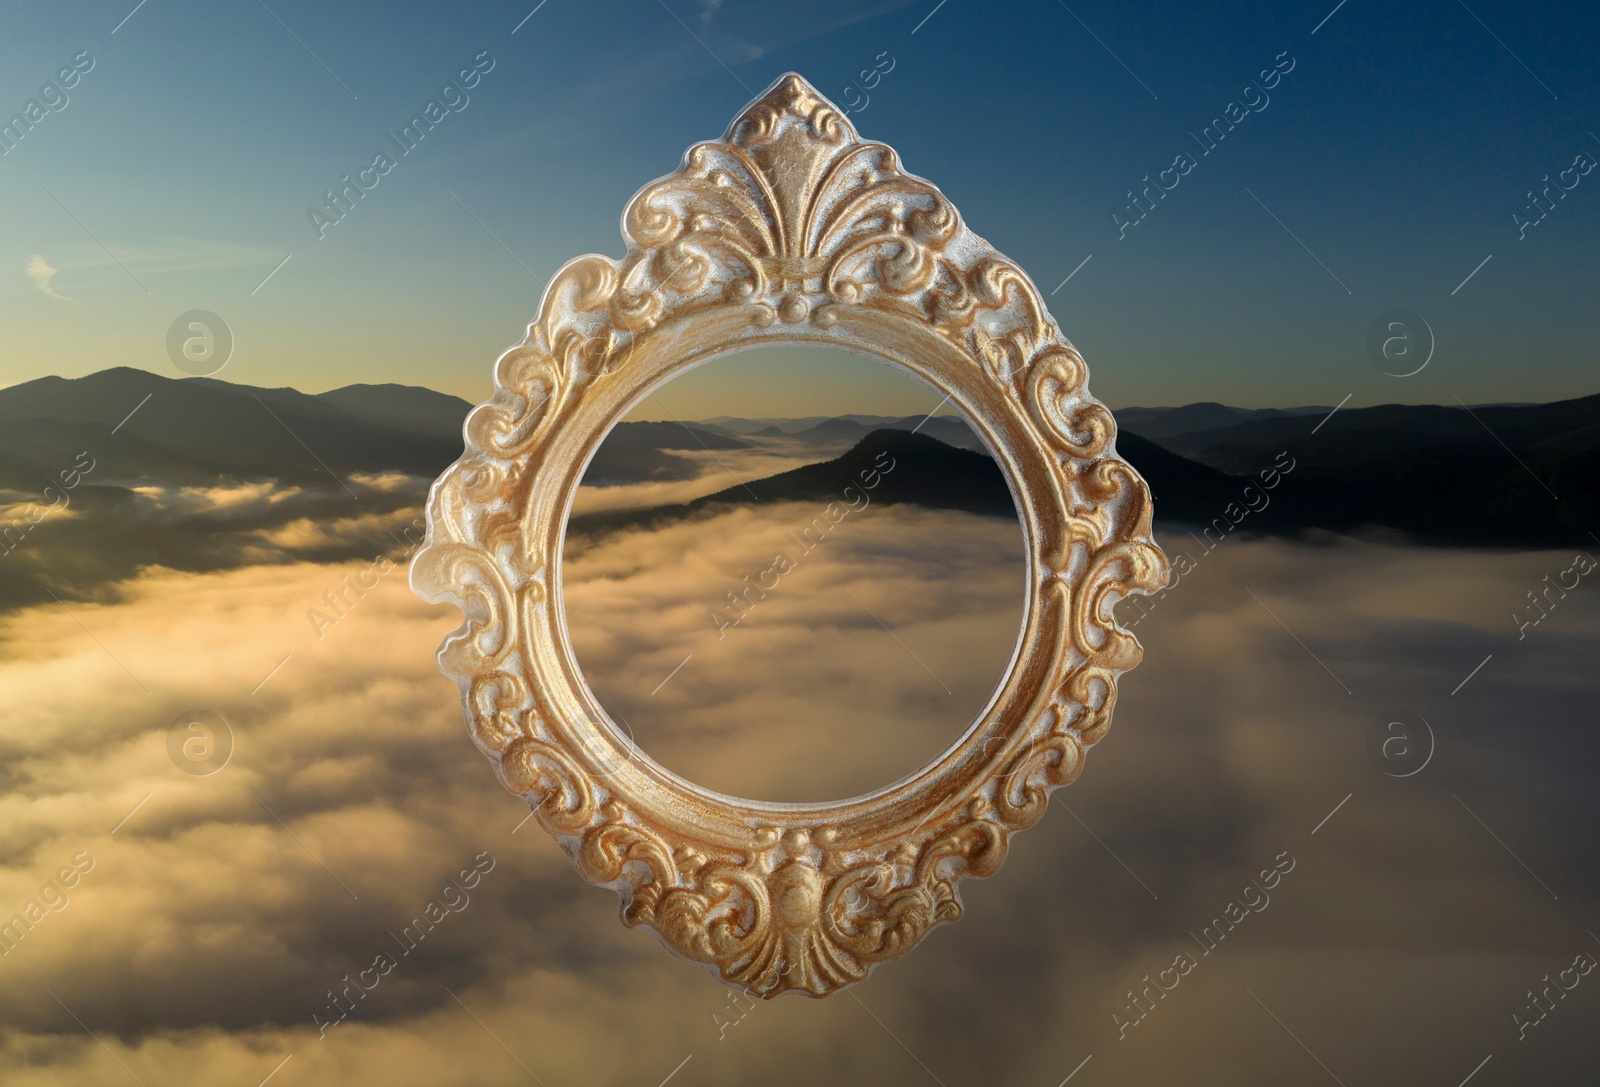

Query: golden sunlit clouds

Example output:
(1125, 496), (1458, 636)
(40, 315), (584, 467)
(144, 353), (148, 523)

(259, 506), (428, 552)
(0, 530), (1596, 1084)
(125, 481), (308, 518)
(564, 501), (1027, 801)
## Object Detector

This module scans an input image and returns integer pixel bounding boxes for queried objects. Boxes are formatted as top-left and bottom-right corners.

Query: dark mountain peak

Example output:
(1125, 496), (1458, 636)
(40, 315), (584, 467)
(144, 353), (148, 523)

(579, 420), (748, 487)
(316, 383), (475, 435)
(73, 365), (158, 383)
(570, 430), (1017, 540)
(697, 427), (1010, 514)
(846, 426), (976, 462)
(0, 373), (73, 412)
(327, 381), (445, 394)
(2, 366), (158, 409)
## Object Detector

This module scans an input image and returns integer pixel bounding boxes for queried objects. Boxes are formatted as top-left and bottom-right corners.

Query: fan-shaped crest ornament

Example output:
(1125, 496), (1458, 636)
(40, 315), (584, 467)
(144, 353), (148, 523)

(412, 73), (1167, 998)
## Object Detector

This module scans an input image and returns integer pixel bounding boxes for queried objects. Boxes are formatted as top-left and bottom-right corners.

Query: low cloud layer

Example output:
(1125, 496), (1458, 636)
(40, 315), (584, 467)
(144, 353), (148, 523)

(564, 500), (1026, 801)
(0, 473), (432, 615)
(571, 445), (822, 516)
(1, 518), (1596, 1085)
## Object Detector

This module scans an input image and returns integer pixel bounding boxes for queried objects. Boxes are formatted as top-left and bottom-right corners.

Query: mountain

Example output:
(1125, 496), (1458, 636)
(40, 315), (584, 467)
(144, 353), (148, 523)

(1125, 394), (1600, 547)
(699, 429), (1011, 513)
(568, 430), (1015, 539)
(4, 367), (1597, 622)
(1117, 403), (1329, 444)
(566, 427), (1262, 542)
(0, 368), (464, 485)
(579, 414), (983, 486)
(702, 415), (833, 434)
(0, 371), (750, 501)
(0, 369), (474, 613)
(1114, 433), (1247, 523)
(313, 383), (474, 435)
(782, 414), (988, 453)
(1147, 396), (1600, 471)
(582, 421), (747, 487)
(790, 417), (877, 443)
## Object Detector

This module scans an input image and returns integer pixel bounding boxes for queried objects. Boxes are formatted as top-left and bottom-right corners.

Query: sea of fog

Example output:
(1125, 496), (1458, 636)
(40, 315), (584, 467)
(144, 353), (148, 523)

(0, 522), (1595, 1086)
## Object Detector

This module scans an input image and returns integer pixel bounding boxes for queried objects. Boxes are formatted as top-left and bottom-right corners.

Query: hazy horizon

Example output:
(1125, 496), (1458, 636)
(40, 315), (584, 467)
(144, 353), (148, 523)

(5, 357), (1594, 416)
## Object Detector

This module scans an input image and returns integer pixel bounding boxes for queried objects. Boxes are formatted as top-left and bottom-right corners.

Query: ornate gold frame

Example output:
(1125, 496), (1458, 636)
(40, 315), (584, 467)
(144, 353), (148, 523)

(412, 73), (1167, 998)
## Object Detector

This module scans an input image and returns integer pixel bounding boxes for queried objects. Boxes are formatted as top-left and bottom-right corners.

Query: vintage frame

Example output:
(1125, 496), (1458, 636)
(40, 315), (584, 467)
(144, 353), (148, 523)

(412, 73), (1167, 998)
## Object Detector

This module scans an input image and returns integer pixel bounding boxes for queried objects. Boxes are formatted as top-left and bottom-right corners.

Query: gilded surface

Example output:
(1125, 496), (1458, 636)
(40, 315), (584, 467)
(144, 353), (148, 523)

(412, 73), (1168, 997)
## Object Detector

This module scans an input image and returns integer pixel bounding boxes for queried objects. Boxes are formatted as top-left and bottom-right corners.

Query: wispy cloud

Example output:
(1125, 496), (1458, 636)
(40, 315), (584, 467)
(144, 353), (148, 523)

(5, 237), (287, 295)
(25, 255), (69, 301)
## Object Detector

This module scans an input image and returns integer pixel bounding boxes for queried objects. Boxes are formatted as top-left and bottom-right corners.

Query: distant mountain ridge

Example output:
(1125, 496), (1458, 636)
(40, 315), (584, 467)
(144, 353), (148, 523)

(0, 367), (471, 488)
(3, 369), (1597, 553)
(701, 414), (915, 434)
(313, 382), (475, 436)
(1114, 402), (1329, 443)
(1136, 396), (1600, 470)
(691, 413), (984, 450)
(568, 429), (1016, 540)
(1120, 393), (1600, 547)
(583, 420), (746, 487)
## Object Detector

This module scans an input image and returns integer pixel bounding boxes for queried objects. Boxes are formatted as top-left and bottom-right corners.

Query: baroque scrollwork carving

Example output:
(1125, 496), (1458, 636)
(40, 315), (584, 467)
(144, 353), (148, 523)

(412, 72), (1167, 997)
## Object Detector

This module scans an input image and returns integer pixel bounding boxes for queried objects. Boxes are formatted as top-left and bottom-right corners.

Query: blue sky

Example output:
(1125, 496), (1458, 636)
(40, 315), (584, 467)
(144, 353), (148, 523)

(2, 0), (1596, 409)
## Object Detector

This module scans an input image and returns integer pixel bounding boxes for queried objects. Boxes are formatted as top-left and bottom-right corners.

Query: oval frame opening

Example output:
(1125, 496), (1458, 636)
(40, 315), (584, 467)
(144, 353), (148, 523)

(556, 341), (1034, 805)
